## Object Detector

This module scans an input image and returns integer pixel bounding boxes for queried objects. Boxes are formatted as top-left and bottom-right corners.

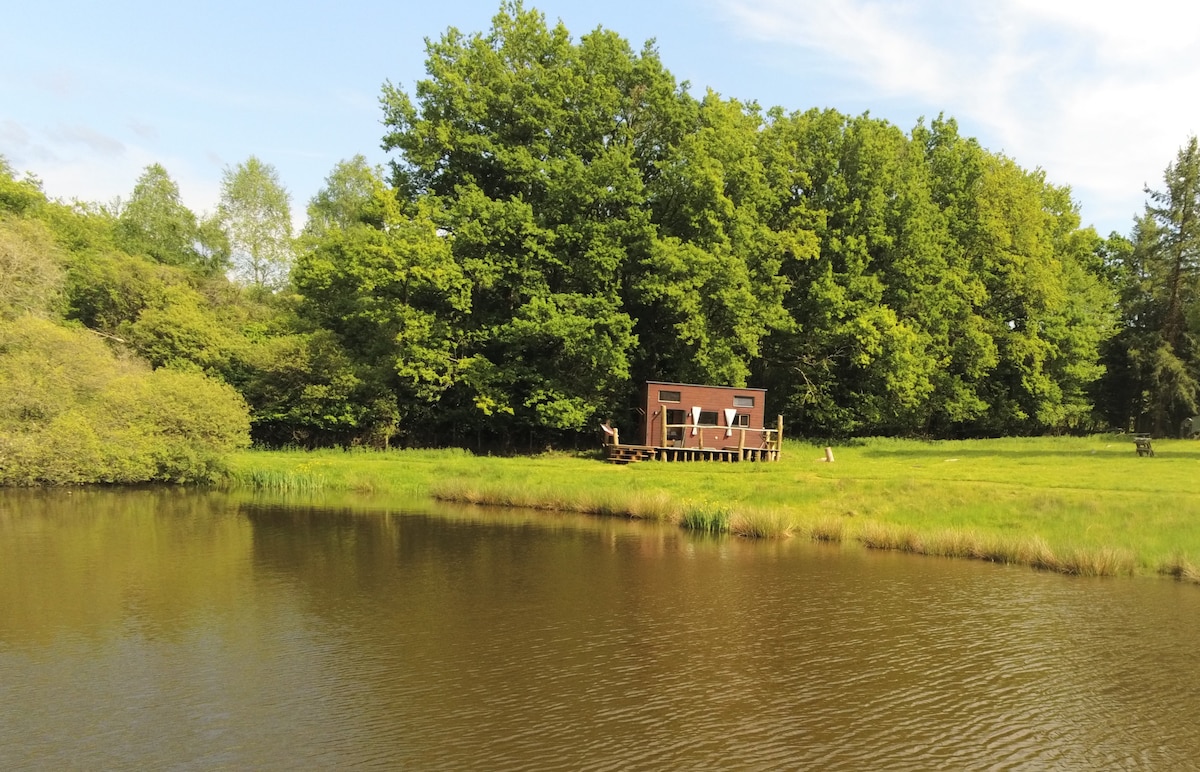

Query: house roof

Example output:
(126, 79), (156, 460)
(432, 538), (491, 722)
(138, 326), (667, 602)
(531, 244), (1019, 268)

(644, 380), (766, 393)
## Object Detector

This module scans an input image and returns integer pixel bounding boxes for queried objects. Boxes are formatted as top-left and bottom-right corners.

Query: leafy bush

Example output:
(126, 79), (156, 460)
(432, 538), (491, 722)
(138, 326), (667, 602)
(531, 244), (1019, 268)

(0, 315), (250, 485)
(0, 216), (63, 319)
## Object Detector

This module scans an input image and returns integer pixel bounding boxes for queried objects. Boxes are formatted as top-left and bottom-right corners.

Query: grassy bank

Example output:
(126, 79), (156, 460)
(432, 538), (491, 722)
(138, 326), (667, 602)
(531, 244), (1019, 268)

(223, 436), (1200, 582)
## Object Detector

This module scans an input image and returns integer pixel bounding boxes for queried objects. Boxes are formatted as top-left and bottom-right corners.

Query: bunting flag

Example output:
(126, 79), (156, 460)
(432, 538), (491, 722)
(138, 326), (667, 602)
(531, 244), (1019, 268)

(691, 406), (701, 436)
(723, 408), (737, 437)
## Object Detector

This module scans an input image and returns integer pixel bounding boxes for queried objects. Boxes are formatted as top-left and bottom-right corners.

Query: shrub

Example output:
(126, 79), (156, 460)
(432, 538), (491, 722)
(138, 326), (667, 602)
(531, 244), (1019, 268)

(0, 315), (250, 485)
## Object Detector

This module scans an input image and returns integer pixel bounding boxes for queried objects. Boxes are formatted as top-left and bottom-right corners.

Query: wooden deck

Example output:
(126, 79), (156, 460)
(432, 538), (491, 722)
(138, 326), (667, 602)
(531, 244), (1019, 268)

(605, 443), (780, 465)
(602, 416), (783, 465)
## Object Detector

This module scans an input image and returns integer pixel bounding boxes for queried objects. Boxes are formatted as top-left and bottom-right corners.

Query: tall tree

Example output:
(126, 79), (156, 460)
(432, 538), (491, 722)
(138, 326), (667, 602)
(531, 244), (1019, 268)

(1148, 138), (1200, 355)
(635, 92), (791, 388)
(302, 155), (380, 239)
(758, 109), (946, 435)
(116, 164), (226, 274)
(293, 180), (472, 444)
(379, 1), (684, 439)
(1102, 137), (1200, 434)
(218, 157), (293, 289)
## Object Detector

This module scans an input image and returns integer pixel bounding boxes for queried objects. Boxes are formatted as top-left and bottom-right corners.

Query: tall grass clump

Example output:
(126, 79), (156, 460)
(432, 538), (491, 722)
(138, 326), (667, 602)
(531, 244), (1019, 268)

(806, 516), (848, 543)
(730, 508), (793, 538)
(575, 489), (678, 522)
(431, 476), (685, 523)
(229, 468), (327, 493)
(621, 491), (678, 522)
(680, 502), (732, 534)
(1059, 547), (1136, 578)
(920, 528), (985, 558)
(1015, 536), (1062, 572)
(428, 481), (537, 509)
(857, 521), (923, 553)
(958, 534), (1060, 569)
(1160, 553), (1200, 583)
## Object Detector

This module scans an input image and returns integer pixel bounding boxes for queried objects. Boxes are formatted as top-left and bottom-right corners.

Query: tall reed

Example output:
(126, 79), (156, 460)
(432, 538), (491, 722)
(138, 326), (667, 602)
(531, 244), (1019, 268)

(229, 468), (327, 493)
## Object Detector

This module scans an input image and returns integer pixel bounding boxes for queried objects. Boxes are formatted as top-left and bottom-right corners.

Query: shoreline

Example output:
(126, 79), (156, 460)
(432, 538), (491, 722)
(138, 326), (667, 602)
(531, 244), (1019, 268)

(220, 436), (1200, 584)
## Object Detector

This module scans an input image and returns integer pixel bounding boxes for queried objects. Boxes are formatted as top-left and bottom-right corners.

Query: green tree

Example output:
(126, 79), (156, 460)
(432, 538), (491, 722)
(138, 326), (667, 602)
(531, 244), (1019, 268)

(115, 164), (227, 274)
(63, 247), (163, 335)
(302, 155), (381, 238)
(479, 292), (636, 433)
(293, 184), (471, 443)
(756, 110), (944, 435)
(634, 92), (791, 388)
(125, 282), (245, 376)
(0, 156), (46, 216)
(218, 156), (293, 289)
(1100, 138), (1200, 434)
(929, 130), (1113, 435)
(752, 111), (1112, 437)
(239, 329), (385, 446)
(379, 1), (688, 440)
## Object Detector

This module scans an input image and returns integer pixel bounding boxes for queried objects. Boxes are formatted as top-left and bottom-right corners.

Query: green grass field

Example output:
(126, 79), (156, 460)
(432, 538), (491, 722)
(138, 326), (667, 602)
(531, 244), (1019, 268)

(223, 435), (1200, 582)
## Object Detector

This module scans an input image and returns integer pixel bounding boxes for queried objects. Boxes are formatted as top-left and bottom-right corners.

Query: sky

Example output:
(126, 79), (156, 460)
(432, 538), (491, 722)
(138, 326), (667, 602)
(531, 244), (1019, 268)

(5, 0), (1200, 238)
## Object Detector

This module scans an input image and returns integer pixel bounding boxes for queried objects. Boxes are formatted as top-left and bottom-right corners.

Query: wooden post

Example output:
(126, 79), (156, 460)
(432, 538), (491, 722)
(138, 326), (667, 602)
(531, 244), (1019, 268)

(659, 409), (667, 448)
(612, 428), (619, 447)
(738, 426), (746, 458)
(776, 415), (784, 459)
(698, 426), (704, 450)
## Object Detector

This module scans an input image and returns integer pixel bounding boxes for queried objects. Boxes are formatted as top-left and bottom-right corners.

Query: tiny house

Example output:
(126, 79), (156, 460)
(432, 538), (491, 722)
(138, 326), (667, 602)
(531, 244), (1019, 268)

(606, 381), (781, 464)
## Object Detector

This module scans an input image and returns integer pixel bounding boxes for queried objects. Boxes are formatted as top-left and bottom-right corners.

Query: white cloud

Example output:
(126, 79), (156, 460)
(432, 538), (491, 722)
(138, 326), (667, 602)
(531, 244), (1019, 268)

(127, 119), (160, 143)
(29, 69), (77, 98)
(6, 122), (221, 217)
(721, 1), (957, 102)
(47, 125), (126, 157)
(719, 0), (1200, 233)
(1, 120), (32, 151)
(1008, 0), (1200, 62)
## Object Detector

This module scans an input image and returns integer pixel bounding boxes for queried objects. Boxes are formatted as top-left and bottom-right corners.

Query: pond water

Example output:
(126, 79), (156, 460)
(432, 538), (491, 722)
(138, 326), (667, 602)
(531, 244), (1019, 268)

(2, 489), (1200, 769)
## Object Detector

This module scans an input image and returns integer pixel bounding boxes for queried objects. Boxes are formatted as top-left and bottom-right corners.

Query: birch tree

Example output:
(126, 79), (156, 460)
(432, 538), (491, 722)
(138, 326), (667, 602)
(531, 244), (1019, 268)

(219, 156), (293, 288)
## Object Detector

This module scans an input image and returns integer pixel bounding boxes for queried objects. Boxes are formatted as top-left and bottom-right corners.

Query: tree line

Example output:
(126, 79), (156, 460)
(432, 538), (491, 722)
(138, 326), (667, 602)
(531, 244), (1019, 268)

(4, 1), (1200, 480)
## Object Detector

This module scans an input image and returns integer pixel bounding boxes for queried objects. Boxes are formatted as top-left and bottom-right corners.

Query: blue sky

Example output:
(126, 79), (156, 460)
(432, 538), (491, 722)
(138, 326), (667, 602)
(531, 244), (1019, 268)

(5, 0), (1199, 238)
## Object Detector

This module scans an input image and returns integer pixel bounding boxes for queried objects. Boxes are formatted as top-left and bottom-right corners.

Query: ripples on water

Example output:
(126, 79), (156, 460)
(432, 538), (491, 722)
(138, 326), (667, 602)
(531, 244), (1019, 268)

(2, 490), (1199, 770)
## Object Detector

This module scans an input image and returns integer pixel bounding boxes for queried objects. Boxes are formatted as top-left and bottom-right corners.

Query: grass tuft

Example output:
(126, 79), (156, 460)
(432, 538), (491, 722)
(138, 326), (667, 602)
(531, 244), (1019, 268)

(680, 502), (732, 534)
(858, 521), (922, 552)
(230, 468), (327, 493)
(1059, 547), (1136, 578)
(922, 528), (984, 558)
(1160, 553), (1200, 583)
(730, 508), (793, 538)
(806, 516), (848, 543)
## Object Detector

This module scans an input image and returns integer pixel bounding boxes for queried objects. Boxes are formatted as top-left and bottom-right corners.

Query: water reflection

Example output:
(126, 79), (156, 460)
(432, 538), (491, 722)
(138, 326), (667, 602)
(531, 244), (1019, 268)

(2, 489), (1199, 769)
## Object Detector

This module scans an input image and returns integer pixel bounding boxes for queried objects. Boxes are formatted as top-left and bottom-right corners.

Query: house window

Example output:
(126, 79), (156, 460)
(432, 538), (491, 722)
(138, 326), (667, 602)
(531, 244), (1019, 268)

(659, 390), (681, 403)
(665, 409), (686, 443)
(698, 410), (719, 426)
(733, 395), (755, 408)
(735, 413), (750, 427)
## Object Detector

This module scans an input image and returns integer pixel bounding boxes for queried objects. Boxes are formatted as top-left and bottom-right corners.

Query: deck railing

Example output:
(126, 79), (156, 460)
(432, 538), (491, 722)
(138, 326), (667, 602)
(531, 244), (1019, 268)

(602, 414), (784, 463)
(656, 411), (783, 453)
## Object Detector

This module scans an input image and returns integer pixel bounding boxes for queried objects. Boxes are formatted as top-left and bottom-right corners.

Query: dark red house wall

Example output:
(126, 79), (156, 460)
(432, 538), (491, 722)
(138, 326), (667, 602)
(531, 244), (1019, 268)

(639, 381), (768, 448)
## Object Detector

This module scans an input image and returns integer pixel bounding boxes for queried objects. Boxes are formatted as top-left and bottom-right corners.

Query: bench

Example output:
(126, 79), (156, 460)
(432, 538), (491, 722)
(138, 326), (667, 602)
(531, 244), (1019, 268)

(1134, 435), (1155, 457)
